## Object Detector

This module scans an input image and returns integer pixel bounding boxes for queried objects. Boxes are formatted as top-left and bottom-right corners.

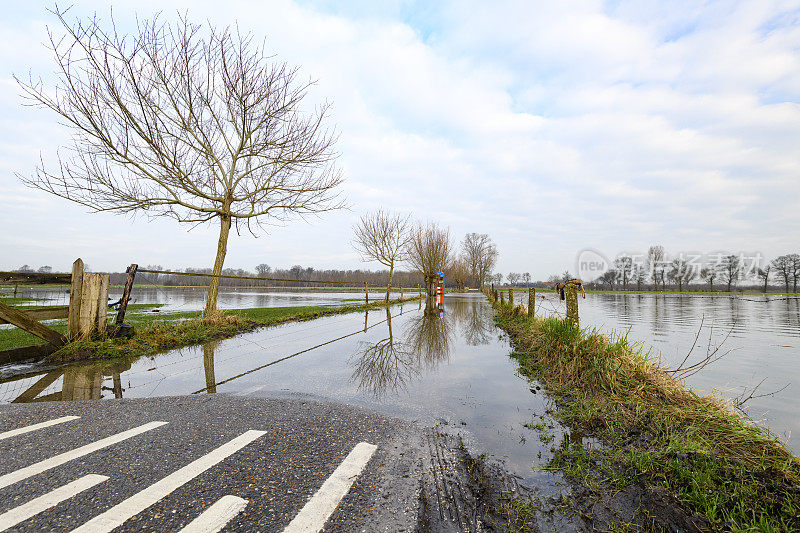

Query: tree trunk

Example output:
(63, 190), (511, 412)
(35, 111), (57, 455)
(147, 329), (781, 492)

(385, 263), (394, 303)
(204, 213), (232, 315)
(763, 277), (769, 293)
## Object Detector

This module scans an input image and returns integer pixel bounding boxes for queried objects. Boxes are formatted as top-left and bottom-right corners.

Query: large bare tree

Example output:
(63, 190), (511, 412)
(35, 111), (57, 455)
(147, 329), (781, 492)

(16, 9), (343, 314)
(408, 222), (452, 300)
(460, 233), (498, 289)
(352, 209), (411, 301)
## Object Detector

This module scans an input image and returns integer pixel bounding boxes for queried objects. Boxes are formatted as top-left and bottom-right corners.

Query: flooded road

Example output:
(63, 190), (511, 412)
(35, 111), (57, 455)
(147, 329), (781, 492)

(0, 294), (569, 491)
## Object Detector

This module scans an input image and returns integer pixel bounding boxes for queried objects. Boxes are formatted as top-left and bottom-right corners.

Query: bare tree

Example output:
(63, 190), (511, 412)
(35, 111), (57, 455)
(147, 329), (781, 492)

(16, 9), (343, 315)
(37, 266), (53, 273)
(255, 264), (271, 277)
(790, 254), (800, 293)
(599, 269), (618, 290)
(668, 258), (695, 292)
(757, 265), (771, 293)
(507, 272), (520, 286)
(614, 256), (633, 290)
(522, 272), (531, 287)
(352, 209), (411, 301)
(772, 255), (793, 293)
(700, 266), (717, 291)
(460, 233), (498, 289)
(447, 257), (469, 291)
(408, 222), (452, 300)
(647, 246), (665, 291)
(632, 264), (646, 291)
(720, 255), (741, 292)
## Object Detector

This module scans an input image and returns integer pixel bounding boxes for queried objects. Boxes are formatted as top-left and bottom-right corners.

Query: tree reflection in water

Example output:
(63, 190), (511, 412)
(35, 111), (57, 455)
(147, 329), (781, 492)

(350, 299), (461, 397)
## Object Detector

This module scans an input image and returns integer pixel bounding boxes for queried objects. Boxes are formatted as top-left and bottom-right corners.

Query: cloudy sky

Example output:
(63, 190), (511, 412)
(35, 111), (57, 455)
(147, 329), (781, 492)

(1, 0), (798, 279)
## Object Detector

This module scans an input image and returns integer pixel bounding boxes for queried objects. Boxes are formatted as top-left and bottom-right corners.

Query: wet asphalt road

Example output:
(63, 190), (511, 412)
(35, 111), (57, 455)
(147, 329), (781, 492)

(0, 395), (423, 532)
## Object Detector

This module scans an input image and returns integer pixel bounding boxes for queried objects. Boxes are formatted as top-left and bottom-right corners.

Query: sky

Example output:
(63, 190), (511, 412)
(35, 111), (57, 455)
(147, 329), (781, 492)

(1, 0), (799, 280)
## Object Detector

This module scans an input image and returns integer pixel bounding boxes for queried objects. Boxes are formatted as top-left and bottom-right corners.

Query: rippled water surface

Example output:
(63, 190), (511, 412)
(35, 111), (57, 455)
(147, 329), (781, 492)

(512, 290), (800, 450)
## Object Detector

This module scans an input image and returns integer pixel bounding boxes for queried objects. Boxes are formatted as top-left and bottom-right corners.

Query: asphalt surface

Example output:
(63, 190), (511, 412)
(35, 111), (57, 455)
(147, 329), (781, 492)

(0, 394), (424, 532)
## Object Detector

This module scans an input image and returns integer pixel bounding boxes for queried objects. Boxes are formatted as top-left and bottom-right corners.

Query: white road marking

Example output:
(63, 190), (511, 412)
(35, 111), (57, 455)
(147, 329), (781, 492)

(177, 495), (248, 533)
(0, 416), (80, 441)
(234, 385), (265, 397)
(0, 421), (167, 490)
(283, 442), (377, 533)
(70, 429), (266, 533)
(0, 474), (108, 531)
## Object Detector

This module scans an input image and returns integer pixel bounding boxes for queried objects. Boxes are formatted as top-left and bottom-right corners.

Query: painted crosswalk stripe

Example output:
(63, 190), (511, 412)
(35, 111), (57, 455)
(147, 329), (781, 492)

(70, 429), (266, 533)
(283, 442), (377, 533)
(0, 474), (108, 531)
(177, 495), (248, 533)
(0, 416), (80, 441)
(0, 421), (167, 490)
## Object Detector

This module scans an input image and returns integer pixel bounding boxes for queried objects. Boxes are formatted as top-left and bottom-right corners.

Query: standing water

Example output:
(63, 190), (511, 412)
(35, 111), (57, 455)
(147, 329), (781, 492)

(0, 293), (572, 491)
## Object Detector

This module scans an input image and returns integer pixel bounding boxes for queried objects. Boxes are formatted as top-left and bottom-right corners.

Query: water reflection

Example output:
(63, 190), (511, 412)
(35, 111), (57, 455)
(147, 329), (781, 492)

(351, 308), (418, 396)
(351, 304), (456, 397)
(5, 360), (132, 403)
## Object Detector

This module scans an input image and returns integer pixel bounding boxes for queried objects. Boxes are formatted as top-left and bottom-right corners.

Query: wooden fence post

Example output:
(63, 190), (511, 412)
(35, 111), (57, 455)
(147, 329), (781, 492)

(528, 287), (536, 315)
(78, 273), (110, 337)
(508, 288), (514, 306)
(114, 264), (138, 325)
(566, 284), (579, 326)
(0, 302), (66, 347)
(67, 259), (84, 340)
(400, 287), (403, 300)
(499, 291), (505, 304)
(365, 282), (369, 305)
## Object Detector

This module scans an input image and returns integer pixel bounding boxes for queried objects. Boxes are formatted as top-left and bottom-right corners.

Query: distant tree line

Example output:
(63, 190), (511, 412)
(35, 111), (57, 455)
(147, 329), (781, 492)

(578, 247), (799, 293)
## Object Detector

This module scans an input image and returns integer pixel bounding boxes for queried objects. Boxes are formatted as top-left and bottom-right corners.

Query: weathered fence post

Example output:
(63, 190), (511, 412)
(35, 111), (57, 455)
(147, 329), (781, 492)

(78, 273), (110, 338)
(114, 264), (138, 325)
(365, 282), (369, 305)
(13, 283), (18, 298)
(565, 284), (579, 326)
(508, 288), (514, 306)
(499, 291), (505, 305)
(528, 287), (536, 315)
(400, 287), (403, 300)
(67, 259), (84, 340)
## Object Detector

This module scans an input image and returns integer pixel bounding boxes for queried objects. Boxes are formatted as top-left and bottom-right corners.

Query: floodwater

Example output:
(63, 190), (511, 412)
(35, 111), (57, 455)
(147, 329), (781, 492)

(511, 290), (800, 451)
(0, 293), (570, 491)
(0, 285), (402, 313)
(2, 288), (799, 483)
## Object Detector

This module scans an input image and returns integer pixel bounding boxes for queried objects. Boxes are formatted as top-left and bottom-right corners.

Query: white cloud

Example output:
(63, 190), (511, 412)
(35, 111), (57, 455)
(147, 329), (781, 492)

(0, 0), (798, 279)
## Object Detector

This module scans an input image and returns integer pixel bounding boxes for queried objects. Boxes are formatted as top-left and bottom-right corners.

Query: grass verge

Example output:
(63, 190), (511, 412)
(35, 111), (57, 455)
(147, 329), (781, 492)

(45, 297), (419, 363)
(491, 299), (800, 531)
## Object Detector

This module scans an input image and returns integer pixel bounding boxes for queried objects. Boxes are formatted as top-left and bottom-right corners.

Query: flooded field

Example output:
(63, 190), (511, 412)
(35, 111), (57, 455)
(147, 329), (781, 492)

(0, 285), (402, 312)
(1, 289), (798, 486)
(514, 290), (800, 450)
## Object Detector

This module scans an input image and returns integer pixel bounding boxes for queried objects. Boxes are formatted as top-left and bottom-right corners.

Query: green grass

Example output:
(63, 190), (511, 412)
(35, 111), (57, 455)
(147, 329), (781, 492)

(0, 296), (51, 305)
(0, 303), (167, 351)
(43, 296), (419, 363)
(491, 297), (800, 531)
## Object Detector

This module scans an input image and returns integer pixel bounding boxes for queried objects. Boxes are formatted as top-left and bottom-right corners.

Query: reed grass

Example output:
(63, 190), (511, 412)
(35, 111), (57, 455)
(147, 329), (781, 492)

(494, 303), (800, 531)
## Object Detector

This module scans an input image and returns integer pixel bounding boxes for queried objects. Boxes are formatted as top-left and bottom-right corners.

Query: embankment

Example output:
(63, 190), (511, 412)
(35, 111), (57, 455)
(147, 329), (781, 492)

(490, 295), (800, 531)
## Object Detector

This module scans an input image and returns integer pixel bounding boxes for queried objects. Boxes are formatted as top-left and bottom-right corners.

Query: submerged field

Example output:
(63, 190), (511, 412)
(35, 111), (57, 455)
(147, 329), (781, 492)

(492, 296), (800, 531)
